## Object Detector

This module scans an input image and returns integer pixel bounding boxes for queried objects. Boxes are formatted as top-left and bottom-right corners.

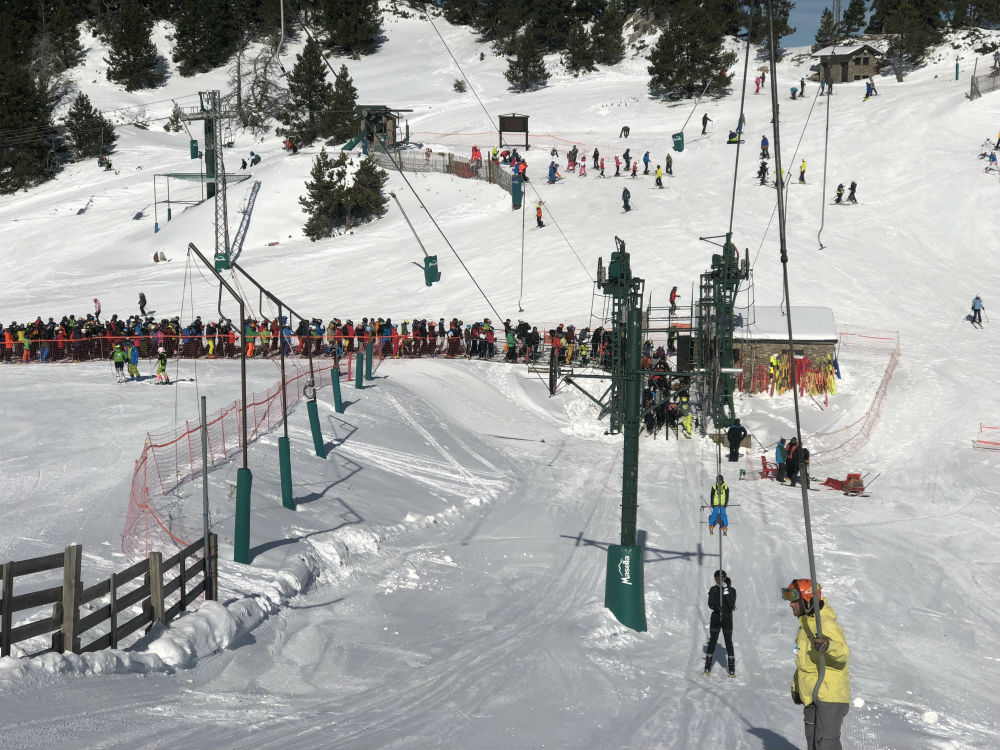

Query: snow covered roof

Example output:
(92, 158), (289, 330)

(737, 306), (837, 342)
(812, 43), (884, 58)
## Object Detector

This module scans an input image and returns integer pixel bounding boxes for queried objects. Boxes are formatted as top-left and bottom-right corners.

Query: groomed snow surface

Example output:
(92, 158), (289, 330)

(1, 8), (999, 749)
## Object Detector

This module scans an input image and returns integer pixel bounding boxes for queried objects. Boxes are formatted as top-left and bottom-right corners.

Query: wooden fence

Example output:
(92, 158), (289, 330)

(1, 534), (217, 657)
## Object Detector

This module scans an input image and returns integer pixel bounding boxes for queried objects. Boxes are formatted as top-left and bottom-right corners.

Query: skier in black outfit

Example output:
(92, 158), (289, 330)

(726, 418), (748, 461)
(848, 181), (858, 203)
(704, 569), (737, 677)
(702, 113), (712, 135)
(757, 160), (769, 185)
(622, 187), (631, 212)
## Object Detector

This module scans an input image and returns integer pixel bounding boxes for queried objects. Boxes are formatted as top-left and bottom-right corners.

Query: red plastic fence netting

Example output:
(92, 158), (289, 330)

(122, 362), (338, 561)
(972, 424), (1000, 451)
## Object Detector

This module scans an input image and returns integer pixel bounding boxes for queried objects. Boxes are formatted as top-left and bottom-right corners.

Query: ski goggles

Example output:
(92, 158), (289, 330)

(780, 586), (802, 602)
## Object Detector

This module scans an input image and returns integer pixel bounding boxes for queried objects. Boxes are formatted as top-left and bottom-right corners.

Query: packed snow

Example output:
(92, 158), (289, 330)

(1, 8), (999, 749)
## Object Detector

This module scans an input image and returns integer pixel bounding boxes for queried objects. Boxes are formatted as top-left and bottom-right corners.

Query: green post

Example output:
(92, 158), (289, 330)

(672, 132), (685, 152)
(306, 399), (326, 458)
(234, 467), (253, 563)
(331, 368), (344, 413)
(621, 306), (643, 546)
(604, 545), (647, 631)
(365, 339), (373, 381)
(278, 437), (294, 510)
(355, 350), (364, 389)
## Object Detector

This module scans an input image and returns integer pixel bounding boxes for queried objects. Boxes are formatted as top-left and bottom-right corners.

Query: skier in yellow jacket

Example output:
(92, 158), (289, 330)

(782, 578), (851, 750)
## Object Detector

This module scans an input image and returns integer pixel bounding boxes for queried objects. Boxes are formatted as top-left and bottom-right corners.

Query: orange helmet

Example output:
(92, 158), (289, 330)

(782, 578), (821, 604)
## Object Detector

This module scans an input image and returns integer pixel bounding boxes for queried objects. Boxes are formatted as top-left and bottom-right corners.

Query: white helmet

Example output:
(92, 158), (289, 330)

(158, 347), (165, 354)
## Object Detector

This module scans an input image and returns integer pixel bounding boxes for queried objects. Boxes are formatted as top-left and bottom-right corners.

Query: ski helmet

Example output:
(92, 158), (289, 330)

(716, 473), (724, 483)
(782, 578), (821, 604)
(158, 347), (165, 354)
(714, 569), (726, 579)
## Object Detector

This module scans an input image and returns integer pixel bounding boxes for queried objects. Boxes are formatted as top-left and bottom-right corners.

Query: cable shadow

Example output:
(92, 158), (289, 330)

(249, 497), (363, 561)
(325, 415), (359, 448)
(560, 531), (715, 564)
(294, 455), (363, 505)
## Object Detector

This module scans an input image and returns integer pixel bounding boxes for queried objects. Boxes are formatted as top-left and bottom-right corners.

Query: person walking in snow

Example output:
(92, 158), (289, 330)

(666, 153), (673, 175)
(848, 181), (858, 203)
(799, 159), (807, 184)
(972, 294), (985, 324)
(593, 147), (599, 166)
(800, 76), (806, 95)
(782, 579), (851, 750)
(702, 112), (712, 135)
(535, 202), (545, 228)
(111, 342), (127, 383)
(754, 76), (761, 94)
(643, 150), (651, 174)
(726, 418), (747, 462)
(622, 187), (631, 212)
(704, 569), (737, 678)
(655, 165), (664, 188)
(623, 148), (631, 171)
(760, 135), (770, 159)
(708, 474), (729, 536)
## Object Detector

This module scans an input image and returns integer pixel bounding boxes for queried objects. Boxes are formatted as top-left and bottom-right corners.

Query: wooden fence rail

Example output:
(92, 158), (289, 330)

(1, 535), (217, 658)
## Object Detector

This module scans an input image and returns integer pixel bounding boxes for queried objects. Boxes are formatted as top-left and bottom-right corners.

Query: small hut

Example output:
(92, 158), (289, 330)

(812, 44), (883, 83)
(735, 306), (838, 388)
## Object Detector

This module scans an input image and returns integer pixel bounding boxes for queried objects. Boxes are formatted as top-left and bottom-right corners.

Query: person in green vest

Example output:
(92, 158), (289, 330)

(111, 342), (127, 383)
(708, 474), (729, 536)
(156, 346), (169, 384)
(258, 324), (271, 357)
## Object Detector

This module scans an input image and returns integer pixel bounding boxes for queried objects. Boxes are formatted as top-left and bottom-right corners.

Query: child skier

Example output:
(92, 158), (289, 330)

(600, 158), (606, 177)
(760, 135), (770, 159)
(111, 342), (127, 383)
(579, 156), (587, 176)
(614, 155), (621, 176)
(655, 165), (663, 188)
(536, 202), (545, 228)
(758, 160), (769, 185)
(631, 162), (638, 178)
(643, 151), (651, 174)
(127, 342), (140, 380)
(708, 474), (730, 536)
(156, 346), (170, 384)
(835, 183), (845, 204)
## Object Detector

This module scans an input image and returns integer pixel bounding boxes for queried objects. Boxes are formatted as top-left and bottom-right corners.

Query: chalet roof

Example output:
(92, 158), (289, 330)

(812, 43), (884, 58)
(737, 306), (837, 342)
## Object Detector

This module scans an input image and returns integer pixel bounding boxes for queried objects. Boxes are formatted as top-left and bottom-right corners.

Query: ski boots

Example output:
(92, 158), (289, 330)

(709, 527), (714, 535)
(728, 655), (736, 678)
(723, 529), (728, 536)
(703, 655), (713, 676)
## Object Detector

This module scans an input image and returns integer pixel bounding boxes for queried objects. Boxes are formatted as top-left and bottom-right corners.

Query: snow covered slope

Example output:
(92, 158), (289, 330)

(1, 8), (999, 749)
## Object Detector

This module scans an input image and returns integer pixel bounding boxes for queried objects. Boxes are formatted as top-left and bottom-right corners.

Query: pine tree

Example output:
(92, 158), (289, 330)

(48, 1), (84, 70)
(172, 0), (239, 76)
(647, 0), (736, 99)
(841, 0), (868, 36)
(814, 8), (840, 50)
(505, 24), (549, 91)
(350, 155), (388, 224)
(164, 102), (184, 132)
(565, 23), (595, 74)
(106, 0), (162, 90)
(326, 64), (359, 143)
(300, 148), (350, 240)
(276, 37), (335, 146)
(879, 0), (944, 80)
(64, 92), (118, 158)
(321, 0), (382, 55)
(0, 63), (61, 193)
(591, 1), (625, 66)
(744, 0), (795, 57)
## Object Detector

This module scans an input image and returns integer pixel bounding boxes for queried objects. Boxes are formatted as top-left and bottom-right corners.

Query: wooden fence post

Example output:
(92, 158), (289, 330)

(208, 533), (218, 601)
(1, 561), (12, 657)
(109, 572), (118, 649)
(148, 552), (164, 624)
(60, 544), (82, 653)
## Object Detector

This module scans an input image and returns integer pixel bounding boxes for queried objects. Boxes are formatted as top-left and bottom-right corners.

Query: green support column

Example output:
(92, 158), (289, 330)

(306, 399), (326, 458)
(278, 436), (294, 510)
(355, 350), (364, 389)
(365, 339), (374, 381)
(331, 368), (344, 413)
(234, 467), (253, 563)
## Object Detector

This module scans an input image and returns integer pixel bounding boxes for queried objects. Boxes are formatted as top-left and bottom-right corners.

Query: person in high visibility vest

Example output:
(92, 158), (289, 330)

(708, 474), (729, 535)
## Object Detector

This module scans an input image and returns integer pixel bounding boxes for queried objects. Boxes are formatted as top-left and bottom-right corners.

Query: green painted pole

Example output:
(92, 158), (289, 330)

(355, 349), (364, 389)
(306, 399), (326, 458)
(234, 467), (253, 563)
(278, 436), (294, 509)
(331, 368), (344, 413)
(365, 338), (373, 381)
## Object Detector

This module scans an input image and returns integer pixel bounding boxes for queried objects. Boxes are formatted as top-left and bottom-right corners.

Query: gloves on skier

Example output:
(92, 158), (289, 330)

(791, 688), (803, 705)
(813, 635), (831, 653)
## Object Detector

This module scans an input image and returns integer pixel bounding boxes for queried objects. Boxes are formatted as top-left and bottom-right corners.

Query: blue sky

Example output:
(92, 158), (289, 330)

(785, 0), (850, 47)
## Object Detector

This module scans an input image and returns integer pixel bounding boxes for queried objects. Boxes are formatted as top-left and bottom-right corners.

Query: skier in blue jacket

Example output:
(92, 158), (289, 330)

(642, 151), (651, 175)
(972, 295), (985, 324)
(776, 437), (788, 482)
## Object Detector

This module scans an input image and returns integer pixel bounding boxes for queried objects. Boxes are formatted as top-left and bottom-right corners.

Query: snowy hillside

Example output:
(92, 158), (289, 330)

(1, 7), (1000, 749)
